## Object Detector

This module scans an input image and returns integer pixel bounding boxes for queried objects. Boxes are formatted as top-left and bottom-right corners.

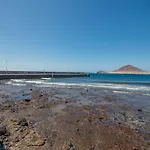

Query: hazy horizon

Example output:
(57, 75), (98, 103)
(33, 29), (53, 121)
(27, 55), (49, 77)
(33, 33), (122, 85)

(0, 0), (150, 72)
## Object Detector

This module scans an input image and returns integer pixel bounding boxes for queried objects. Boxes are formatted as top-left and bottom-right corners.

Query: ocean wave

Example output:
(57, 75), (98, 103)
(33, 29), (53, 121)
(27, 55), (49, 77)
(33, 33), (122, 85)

(143, 94), (150, 96)
(36, 82), (150, 92)
(6, 79), (150, 92)
(6, 82), (26, 86)
(113, 91), (129, 94)
(41, 78), (52, 80)
(10, 79), (26, 83)
(25, 80), (44, 84)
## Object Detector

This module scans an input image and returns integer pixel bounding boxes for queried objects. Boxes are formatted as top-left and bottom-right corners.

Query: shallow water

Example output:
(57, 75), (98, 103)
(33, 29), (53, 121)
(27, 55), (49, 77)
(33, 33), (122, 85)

(0, 144), (5, 150)
(5, 73), (150, 96)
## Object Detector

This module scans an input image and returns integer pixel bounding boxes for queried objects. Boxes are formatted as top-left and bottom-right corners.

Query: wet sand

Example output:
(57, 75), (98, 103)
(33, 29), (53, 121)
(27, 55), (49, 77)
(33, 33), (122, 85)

(0, 83), (150, 150)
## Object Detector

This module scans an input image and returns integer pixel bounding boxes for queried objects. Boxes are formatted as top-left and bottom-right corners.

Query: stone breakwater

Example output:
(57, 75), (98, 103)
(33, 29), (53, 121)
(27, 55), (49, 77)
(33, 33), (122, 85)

(0, 73), (90, 80)
(0, 86), (150, 150)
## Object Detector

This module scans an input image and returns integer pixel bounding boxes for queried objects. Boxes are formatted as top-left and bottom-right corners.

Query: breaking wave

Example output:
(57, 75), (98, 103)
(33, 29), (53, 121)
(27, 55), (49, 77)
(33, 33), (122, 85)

(6, 79), (150, 93)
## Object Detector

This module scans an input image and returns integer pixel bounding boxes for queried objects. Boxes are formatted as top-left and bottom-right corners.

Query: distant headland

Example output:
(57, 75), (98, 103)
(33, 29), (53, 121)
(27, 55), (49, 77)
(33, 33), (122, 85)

(97, 65), (150, 74)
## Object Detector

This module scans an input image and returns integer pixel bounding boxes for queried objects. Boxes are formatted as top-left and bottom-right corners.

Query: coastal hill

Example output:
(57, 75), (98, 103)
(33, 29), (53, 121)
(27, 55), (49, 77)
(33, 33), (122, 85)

(97, 65), (150, 74)
(113, 65), (144, 73)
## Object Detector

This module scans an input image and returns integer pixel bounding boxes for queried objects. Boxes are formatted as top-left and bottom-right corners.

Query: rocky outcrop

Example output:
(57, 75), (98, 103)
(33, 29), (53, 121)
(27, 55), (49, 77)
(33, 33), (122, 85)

(0, 117), (45, 150)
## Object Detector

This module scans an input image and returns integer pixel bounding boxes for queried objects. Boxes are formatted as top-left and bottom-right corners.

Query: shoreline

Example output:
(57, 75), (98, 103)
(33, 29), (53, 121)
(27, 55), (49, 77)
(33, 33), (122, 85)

(0, 83), (150, 150)
(101, 72), (150, 75)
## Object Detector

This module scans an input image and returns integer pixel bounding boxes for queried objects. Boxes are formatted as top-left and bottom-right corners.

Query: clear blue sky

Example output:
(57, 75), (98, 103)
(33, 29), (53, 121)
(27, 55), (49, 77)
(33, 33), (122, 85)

(0, 0), (150, 72)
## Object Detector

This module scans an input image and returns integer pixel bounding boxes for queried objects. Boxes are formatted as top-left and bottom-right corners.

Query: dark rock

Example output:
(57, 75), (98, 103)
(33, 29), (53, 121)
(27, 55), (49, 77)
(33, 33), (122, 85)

(138, 109), (142, 112)
(89, 119), (92, 123)
(114, 117), (118, 121)
(24, 99), (31, 102)
(0, 124), (6, 136)
(89, 145), (95, 150)
(98, 116), (104, 120)
(18, 118), (28, 126)
(30, 89), (33, 91)
(122, 112), (126, 116)
(67, 143), (75, 150)
(39, 94), (43, 97)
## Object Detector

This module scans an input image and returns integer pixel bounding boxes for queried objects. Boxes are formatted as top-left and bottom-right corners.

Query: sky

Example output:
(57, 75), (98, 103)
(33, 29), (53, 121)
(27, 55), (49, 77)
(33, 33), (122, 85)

(0, 0), (150, 72)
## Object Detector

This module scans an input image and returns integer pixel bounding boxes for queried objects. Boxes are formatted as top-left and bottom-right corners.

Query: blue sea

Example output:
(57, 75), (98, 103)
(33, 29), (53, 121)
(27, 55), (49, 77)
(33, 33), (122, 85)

(7, 73), (150, 95)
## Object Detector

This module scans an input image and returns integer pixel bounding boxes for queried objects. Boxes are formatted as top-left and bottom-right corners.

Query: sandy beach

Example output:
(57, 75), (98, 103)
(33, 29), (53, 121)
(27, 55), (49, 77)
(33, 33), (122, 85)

(0, 82), (150, 150)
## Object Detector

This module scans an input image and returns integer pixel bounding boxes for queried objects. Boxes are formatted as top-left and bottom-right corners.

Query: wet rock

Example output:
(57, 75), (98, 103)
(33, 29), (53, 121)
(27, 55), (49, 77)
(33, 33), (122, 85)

(0, 124), (6, 136)
(138, 109), (142, 112)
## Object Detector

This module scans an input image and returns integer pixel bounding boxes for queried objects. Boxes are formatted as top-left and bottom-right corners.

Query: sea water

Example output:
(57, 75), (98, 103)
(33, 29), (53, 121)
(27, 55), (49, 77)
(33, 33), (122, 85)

(7, 73), (150, 94)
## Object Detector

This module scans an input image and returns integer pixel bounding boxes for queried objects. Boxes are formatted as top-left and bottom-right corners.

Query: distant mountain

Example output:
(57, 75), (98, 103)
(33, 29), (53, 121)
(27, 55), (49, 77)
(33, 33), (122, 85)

(114, 65), (144, 73)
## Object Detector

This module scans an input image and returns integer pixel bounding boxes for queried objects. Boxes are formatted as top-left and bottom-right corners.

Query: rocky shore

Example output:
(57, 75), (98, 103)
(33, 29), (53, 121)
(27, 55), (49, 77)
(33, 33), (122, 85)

(0, 85), (150, 150)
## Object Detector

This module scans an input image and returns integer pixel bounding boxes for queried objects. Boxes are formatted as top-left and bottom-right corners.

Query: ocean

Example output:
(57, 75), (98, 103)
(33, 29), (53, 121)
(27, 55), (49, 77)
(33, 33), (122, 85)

(6, 73), (150, 95)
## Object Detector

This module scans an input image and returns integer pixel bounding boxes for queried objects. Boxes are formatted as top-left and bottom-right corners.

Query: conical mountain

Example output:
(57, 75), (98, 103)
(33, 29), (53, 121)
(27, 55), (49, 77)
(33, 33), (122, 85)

(114, 65), (144, 73)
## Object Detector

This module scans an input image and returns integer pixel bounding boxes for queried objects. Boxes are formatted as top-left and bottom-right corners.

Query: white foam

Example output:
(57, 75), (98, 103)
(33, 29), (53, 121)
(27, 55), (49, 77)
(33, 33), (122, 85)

(25, 80), (44, 84)
(41, 78), (52, 80)
(143, 94), (150, 96)
(10, 83), (26, 86)
(113, 91), (129, 94)
(6, 79), (150, 92)
(11, 79), (26, 83)
(35, 82), (150, 92)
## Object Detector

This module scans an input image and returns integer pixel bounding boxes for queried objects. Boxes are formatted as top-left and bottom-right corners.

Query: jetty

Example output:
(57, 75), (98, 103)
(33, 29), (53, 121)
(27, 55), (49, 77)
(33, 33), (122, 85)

(0, 71), (90, 80)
